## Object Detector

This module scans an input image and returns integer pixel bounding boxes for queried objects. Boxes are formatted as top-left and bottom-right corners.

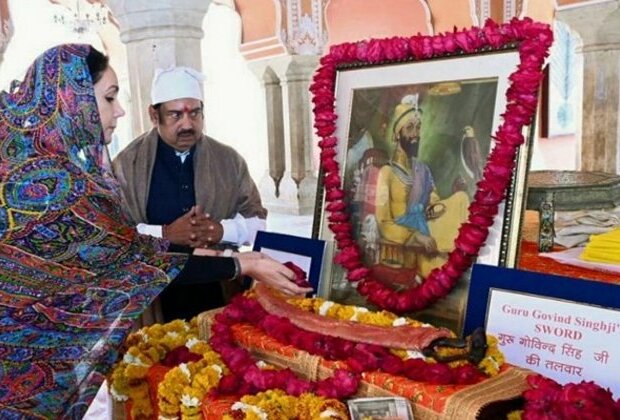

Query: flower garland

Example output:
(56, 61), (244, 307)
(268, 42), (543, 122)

(209, 295), (361, 400)
(157, 338), (227, 420)
(109, 319), (231, 420)
(211, 293), (493, 396)
(287, 297), (504, 376)
(310, 18), (553, 313)
(222, 389), (349, 420)
(508, 374), (620, 419)
(109, 319), (199, 419)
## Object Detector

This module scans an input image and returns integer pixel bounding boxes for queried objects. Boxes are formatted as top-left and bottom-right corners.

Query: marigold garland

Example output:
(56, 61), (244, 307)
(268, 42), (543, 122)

(222, 389), (349, 420)
(310, 18), (553, 313)
(157, 339), (228, 420)
(109, 319), (198, 419)
(113, 299), (503, 418)
(109, 320), (234, 420)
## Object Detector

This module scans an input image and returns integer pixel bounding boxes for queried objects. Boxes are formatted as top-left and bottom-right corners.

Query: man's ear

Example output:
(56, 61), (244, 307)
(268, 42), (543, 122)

(148, 105), (159, 126)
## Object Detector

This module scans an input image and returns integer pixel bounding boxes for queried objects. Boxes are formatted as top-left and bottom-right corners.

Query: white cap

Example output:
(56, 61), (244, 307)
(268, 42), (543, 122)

(150, 66), (205, 105)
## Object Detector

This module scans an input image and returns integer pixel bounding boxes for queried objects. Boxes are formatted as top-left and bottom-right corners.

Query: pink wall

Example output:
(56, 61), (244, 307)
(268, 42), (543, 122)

(426, 0), (475, 33)
(0, 0), (9, 31)
(489, 0), (504, 22)
(522, 0), (555, 23)
(235, 0), (278, 44)
(325, 0), (431, 46)
(234, 0), (556, 59)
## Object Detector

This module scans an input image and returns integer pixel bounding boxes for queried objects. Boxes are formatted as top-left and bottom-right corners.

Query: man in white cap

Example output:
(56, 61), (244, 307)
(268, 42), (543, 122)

(112, 66), (266, 321)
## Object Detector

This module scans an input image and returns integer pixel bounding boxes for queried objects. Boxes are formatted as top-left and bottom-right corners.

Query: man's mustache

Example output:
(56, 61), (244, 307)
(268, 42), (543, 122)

(177, 129), (196, 136)
(401, 135), (419, 143)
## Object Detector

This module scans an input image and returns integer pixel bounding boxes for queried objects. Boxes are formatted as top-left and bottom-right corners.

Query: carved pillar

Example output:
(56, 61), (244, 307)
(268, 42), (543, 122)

(504, 0), (519, 20)
(105, 0), (210, 136)
(260, 66), (286, 196)
(237, 0), (325, 214)
(249, 55), (319, 214)
(557, 1), (620, 172)
(474, 0), (491, 24)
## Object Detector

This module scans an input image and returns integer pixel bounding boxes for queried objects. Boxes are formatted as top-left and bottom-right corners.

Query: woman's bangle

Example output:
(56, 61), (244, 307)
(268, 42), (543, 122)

(231, 256), (241, 280)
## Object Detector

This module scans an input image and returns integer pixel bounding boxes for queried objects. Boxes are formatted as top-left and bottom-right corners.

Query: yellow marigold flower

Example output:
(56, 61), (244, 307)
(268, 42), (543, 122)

(109, 365), (130, 398)
(158, 400), (179, 418)
(127, 383), (152, 419)
(287, 297), (318, 312)
(476, 335), (504, 376)
(507, 410), (523, 420)
(181, 413), (202, 420)
(187, 339), (209, 353)
(201, 351), (225, 366)
(164, 319), (190, 332)
(124, 364), (149, 381)
(191, 366), (221, 394)
(140, 346), (162, 364)
(225, 390), (348, 419)
(147, 323), (165, 337)
(327, 304), (355, 320)
(180, 390), (202, 418)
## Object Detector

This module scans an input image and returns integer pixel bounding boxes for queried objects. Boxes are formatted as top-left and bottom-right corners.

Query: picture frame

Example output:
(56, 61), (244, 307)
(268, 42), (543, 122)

(464, 264), (620, 395)
(347, 397), (414, 420)
(464, 263), (620, 334)
(253, 231), (326, 294)
(313, 48), (534, 333)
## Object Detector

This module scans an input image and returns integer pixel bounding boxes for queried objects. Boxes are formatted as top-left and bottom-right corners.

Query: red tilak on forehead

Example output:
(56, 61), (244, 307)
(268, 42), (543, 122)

(183, 105), (191, 113)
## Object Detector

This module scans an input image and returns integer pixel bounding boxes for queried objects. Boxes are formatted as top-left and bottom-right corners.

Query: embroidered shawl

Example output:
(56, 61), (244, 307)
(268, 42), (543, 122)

(0, 44), (187, 418)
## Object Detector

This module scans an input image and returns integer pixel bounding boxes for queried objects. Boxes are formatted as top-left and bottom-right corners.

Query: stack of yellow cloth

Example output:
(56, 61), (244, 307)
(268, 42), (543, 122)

(580, 227), (620, 264)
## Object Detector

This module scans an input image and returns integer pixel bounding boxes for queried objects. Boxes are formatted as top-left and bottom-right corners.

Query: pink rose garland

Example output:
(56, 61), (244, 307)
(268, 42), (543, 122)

(310, 18), (553, 313)
(522, 375), (620, 419)
(208, 294), (487, 399)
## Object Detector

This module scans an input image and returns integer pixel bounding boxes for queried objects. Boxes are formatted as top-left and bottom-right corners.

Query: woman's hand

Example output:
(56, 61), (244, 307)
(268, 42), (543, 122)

(236, 253), (313, 296)
(232, 251), (263, 260)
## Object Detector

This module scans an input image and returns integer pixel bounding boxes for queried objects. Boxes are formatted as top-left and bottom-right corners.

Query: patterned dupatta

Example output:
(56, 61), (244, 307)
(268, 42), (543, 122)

(0, 44), (187, 418)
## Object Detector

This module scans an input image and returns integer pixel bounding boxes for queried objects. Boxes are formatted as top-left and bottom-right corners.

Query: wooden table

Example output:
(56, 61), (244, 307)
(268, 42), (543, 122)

(525, 170), (620, 251)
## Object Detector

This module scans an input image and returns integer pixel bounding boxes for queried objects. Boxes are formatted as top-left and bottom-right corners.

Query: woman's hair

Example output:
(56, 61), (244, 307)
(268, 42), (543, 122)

(86, 47), (109, 84)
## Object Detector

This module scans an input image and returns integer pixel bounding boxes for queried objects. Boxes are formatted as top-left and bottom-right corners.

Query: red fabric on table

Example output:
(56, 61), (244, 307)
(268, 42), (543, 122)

(518, 240), (620, 285)
(148, 364), (172, 417)
(124, 401), (132, 420)
(202, 395), (238, 419)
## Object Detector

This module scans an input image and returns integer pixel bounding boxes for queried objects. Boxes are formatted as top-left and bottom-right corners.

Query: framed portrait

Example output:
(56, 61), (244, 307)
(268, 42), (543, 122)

(313, 49), (534, 333)
(253, 231), (326, 294)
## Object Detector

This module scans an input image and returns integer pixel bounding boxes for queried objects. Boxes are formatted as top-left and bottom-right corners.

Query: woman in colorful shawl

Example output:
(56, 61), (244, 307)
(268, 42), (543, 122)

(0, 44), (310, 419)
